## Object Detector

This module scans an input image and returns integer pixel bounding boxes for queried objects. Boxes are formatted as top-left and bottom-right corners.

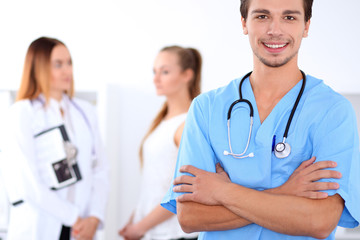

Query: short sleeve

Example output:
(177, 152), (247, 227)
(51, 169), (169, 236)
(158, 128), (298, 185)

(312, 99), (360, 228)
(161, 96), (217, 214)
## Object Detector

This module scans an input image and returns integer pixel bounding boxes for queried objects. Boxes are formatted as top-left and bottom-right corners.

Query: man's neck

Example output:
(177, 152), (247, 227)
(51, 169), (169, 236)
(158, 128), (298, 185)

(250, 62), (303, 123)
(250, 64), (302, 98)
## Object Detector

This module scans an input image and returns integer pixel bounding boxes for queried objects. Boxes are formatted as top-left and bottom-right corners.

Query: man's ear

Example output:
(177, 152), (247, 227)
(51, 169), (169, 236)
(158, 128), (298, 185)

(303, 19), (311, 38)
(241, 17), (248, 35)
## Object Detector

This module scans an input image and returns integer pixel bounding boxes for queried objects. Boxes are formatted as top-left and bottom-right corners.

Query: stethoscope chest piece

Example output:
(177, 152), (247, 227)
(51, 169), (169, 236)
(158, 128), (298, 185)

(274, 142), (291, 159)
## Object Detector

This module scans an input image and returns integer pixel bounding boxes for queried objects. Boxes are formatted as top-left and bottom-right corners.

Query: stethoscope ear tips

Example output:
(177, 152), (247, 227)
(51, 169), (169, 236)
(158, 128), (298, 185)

(248, 152), (254, 157)
(223, 150), (229, 156)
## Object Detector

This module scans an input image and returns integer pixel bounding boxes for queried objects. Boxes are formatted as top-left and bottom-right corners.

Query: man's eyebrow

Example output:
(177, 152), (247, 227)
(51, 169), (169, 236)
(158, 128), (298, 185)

(283, 10), (302, 15)
(250, 9), (270, 15)
(250, 9), (302, 15)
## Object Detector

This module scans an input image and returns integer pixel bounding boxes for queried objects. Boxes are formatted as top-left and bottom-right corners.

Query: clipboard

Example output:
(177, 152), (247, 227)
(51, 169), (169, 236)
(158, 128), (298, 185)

(34, 125), (82, 190)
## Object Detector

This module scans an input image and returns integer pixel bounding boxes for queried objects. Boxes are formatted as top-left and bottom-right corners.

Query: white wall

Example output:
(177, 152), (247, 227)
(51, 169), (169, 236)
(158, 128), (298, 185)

(0, 1), (360, 239)
(1, 0), (359, 94)
(95, 86), (164, 240)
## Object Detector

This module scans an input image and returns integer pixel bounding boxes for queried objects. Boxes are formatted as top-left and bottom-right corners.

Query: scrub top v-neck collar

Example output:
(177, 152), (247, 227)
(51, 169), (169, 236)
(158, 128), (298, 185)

(240, 76), (305, 145)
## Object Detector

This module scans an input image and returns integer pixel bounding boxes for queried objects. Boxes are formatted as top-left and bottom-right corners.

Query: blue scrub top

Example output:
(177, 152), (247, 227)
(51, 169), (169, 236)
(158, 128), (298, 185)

(161, 74), (360, 240)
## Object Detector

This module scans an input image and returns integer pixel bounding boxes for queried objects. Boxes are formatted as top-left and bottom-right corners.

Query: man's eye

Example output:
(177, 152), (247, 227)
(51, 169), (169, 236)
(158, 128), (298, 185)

(285, 16), (295, 20)
(162, 71), (169, 75)
(257, 15), (267, 19)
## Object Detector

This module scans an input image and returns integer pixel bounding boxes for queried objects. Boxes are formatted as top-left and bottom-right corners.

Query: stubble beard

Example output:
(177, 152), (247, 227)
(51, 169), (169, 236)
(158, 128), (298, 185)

(255, 49), (299, 68)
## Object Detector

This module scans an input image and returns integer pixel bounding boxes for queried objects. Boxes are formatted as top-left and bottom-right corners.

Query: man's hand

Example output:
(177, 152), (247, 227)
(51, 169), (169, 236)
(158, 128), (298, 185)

(72, 216), (99, 240)
(174, 157), (342, 205)
(274, 157), (341, 199)
(173, 163), (230, 205)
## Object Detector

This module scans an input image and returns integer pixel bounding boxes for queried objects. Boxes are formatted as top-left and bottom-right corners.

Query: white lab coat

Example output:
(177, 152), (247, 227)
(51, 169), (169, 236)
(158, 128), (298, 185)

(0, 94), (109, 240)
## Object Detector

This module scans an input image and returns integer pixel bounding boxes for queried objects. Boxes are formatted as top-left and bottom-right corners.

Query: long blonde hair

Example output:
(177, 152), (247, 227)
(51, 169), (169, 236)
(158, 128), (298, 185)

(16, 36), (74, 102)
(139, 46), (202, 166)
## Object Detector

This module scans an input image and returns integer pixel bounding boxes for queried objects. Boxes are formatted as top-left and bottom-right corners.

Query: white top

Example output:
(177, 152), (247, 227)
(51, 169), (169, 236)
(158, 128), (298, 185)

(0, 94), (109, 240)
(133, 113), (198, 240)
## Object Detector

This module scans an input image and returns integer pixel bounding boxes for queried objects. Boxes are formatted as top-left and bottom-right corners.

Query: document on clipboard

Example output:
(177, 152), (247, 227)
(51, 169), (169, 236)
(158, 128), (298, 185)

(34, 125), (82, 190)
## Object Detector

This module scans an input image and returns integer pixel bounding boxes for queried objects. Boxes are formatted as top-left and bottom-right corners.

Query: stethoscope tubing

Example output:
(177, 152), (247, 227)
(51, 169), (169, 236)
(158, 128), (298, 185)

(283, 70), (306, 139)
(227, 116), (253, 157)
(225, 70), (306, 159)
(34, 96), (96, 156)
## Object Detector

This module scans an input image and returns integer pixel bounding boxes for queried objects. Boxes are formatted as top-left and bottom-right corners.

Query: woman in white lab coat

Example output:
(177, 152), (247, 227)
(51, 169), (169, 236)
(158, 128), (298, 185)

(119, 46), (201, 240)
(0, 37), (109, 240)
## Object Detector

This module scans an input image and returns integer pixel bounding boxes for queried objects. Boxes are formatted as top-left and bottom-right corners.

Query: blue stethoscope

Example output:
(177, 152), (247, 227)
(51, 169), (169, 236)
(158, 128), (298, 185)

(223, 70), (306, 159)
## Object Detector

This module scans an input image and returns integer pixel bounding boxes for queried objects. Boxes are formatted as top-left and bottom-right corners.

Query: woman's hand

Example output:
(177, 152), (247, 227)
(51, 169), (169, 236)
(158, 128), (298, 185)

(72, 216), (99, 240)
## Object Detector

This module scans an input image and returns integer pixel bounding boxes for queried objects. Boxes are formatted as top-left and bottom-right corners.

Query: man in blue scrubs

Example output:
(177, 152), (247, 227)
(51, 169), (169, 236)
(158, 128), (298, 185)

(161, 0), (360, 239)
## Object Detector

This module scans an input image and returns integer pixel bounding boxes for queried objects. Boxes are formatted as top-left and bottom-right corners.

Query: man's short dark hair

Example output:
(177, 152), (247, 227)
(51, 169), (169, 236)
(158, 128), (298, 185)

(240, 0), (313, 22)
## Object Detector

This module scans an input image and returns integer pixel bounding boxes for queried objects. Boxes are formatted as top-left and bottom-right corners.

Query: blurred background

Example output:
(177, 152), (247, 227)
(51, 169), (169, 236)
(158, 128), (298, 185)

(0, 0), (359, 239)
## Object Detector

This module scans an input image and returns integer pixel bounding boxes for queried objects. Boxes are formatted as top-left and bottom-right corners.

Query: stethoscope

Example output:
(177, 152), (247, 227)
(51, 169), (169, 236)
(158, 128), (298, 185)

(34, 96), (96, 156)
(223, 70), (306, 159)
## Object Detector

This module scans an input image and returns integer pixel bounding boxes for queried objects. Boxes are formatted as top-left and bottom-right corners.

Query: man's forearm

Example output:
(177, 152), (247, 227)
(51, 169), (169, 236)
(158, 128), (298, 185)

(177, 201), (251, 233)
(177, 187), (284, 232)
(177, 186), (343, 237)
(220, 183), (344, 239)
(174, 161), (342, 235)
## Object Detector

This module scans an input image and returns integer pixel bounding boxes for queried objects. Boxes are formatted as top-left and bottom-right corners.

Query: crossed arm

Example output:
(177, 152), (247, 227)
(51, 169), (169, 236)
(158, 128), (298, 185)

(173, 157), (343, 239)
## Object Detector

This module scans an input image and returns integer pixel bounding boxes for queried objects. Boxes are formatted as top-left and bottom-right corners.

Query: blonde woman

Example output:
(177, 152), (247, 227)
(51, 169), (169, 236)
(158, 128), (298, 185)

(119, 46), (201, 240)
(0, 37), (109, 240)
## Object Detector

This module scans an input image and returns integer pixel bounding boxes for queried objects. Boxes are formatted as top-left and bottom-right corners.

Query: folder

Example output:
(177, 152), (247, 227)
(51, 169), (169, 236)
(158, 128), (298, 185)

(34, 125), (82, 190)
